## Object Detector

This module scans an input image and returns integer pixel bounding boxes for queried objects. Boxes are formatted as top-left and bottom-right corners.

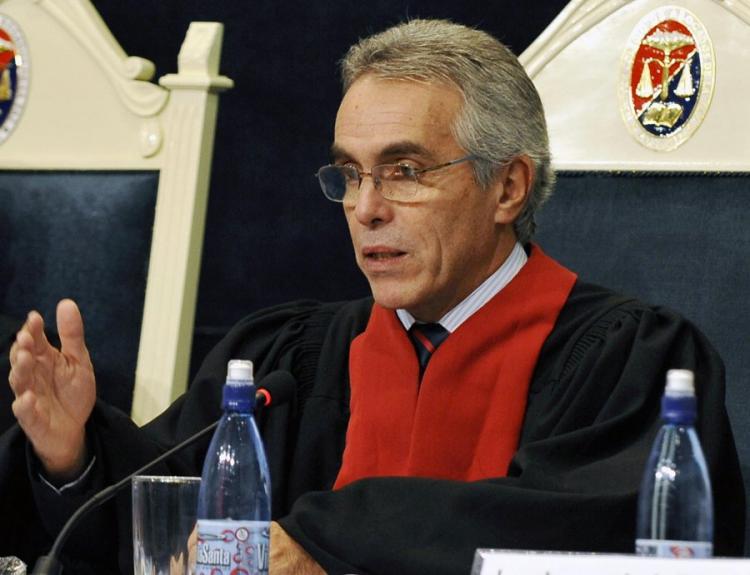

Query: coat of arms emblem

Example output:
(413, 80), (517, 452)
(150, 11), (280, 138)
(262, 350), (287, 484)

(619, 7), (714, 151)
(0, 14), (28, 145)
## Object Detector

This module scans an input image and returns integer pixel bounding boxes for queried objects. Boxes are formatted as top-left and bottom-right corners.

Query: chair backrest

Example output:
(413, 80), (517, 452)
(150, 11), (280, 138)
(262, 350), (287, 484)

(521, 0), (750, 551)
(0, 0), (232, 424)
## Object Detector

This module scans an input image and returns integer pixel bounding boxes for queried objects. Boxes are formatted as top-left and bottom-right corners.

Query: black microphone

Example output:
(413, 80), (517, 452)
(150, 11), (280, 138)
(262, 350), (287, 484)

(32, 370), (297, 575)
(253, 370), (296, 409)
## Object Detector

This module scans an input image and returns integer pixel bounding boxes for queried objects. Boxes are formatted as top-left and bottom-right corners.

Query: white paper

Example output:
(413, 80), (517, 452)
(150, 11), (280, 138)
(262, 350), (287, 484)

(471, 549), (750, 575)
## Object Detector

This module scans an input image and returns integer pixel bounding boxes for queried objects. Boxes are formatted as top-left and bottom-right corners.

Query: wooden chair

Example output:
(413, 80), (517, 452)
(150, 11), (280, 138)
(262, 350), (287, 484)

(0, 0), (232, 425)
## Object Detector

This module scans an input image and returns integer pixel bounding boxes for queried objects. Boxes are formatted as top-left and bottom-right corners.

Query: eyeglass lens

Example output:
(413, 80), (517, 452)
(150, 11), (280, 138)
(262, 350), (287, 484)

(318, 164), (416, 202)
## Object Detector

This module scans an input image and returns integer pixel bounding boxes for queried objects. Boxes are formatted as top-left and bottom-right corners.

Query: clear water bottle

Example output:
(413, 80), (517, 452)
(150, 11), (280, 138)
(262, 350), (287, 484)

(195, 359), (271, 574)
(635, 369), (713, 558)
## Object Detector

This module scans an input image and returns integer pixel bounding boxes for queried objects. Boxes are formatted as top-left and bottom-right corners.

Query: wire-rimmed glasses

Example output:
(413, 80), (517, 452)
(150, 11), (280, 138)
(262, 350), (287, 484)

(316, 154), (477, 203)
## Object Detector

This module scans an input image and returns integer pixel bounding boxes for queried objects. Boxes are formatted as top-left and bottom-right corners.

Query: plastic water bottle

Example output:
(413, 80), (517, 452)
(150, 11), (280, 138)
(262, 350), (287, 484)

(195, 359), (271, 574)
(635, 369), (713, 558)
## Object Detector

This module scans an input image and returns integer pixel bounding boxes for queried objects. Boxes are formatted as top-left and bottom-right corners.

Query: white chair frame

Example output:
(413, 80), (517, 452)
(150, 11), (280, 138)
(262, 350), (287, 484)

(0, 0), (233, 424)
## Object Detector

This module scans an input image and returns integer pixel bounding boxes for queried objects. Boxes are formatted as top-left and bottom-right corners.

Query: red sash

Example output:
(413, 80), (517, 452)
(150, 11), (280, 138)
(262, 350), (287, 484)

(334, 245), (577, 489)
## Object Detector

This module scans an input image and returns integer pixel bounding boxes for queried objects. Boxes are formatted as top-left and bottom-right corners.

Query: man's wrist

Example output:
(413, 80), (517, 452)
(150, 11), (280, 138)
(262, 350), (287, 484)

(38, 431), (90, 483)
(38, 455), (97, 495)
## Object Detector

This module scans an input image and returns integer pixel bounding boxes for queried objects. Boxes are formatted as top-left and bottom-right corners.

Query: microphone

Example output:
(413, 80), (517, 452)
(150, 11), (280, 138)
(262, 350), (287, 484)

(32, 370), (297, 575)
(253, 370), (296, 409)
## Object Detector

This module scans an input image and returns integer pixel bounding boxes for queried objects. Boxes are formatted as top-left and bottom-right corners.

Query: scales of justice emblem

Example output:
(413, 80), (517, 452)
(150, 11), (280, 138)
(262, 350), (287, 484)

(0, 14), (29, 145)
(619, 7), (715, 151)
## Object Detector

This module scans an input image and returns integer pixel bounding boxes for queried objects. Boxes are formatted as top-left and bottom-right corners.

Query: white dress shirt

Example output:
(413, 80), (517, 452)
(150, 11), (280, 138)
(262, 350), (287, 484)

(396, 242), (527, 332)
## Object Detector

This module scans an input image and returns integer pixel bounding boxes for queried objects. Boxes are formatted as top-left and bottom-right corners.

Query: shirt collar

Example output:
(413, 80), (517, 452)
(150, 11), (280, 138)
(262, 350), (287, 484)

(396, 242), (528, 333)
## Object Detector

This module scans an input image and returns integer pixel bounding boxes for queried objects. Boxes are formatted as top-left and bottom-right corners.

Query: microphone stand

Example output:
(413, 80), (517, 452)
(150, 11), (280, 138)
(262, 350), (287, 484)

(31, 369), (296, 575)
(32, 421), (219, 575)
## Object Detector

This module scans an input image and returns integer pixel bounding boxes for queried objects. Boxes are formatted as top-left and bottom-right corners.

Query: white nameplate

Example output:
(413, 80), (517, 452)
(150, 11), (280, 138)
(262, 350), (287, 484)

(471, 549), (750, 575)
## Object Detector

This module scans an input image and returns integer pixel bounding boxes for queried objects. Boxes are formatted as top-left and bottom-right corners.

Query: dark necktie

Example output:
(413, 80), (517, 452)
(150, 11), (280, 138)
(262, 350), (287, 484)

(408, 322), (449, 376)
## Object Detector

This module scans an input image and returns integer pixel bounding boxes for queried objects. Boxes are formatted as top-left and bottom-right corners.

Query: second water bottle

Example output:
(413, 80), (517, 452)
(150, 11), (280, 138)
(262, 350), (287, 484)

(635, 369), (713, 558)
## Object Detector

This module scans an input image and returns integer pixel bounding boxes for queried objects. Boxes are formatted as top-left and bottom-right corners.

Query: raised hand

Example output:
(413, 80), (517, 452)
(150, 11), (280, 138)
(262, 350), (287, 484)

(8, 299), (96, 479)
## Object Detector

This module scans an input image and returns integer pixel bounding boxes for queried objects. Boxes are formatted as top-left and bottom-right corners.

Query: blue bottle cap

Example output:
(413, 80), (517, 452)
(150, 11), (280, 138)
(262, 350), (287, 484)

(222, 381), (255, 412)
(661, 393), (697, 424)
(661, 369), (697, 424)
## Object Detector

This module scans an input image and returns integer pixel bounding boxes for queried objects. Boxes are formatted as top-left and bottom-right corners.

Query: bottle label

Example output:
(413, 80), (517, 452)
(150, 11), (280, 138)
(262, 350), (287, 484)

(195, 519), (270, 574)
(635, 538), (713, 558)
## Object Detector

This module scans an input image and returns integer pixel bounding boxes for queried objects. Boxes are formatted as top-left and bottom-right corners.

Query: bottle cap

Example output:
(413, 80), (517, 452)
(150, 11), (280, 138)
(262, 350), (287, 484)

(227, 359), (253, 382)
(223, 359), (255, 412)
(665, 369), (694, 397)
(662, 369), (696, 424)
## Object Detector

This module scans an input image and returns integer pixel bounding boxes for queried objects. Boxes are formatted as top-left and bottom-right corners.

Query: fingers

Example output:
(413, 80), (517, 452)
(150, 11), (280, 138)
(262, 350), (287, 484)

(8, 340), (17, 367)
(8, 310), (50, 397)
(7, 344), (17, 392)
(11, 389), (46, 439)
(24, 310), (51, 356)
(11, 311), (49, 360)
(9, 322), (45, 398)
(12, 390), (57, 459)
(57, 299), (90, 365)
(8, 346), (32, 396)
(11, 389), (34, 423)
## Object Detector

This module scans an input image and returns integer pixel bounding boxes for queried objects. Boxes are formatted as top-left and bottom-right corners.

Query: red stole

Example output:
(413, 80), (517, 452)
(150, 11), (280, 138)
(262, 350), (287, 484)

(334, 245), (577, 489)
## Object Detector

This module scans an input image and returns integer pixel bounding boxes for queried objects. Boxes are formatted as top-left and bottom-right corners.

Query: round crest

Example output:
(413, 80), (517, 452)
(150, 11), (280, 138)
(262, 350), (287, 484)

(618, 6), (714, 151)
(0, 14), (29, 145)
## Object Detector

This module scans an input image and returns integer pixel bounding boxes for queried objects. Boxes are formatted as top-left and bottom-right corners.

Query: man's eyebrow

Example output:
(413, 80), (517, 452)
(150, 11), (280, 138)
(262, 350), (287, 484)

(379, 141), (434, 161)
(330, 144), (349, 163)
(329, 141), (435, 163)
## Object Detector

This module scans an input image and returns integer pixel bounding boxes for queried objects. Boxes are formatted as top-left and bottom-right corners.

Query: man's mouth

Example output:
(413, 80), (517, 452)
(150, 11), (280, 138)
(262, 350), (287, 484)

(367, 252), (404, 260)
(362, 247), (407, 261)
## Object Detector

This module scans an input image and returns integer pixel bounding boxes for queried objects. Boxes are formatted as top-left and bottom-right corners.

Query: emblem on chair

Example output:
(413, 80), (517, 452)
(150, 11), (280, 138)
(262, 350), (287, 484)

(0, 15), (28, 145)
(619, 6), (714, 151)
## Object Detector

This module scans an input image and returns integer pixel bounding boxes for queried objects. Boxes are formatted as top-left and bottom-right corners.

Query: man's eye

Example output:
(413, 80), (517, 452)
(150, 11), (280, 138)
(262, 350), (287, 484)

(394, 164), (417, 178)
(378, 165), (412, 180)
(395, 160), (419, 169)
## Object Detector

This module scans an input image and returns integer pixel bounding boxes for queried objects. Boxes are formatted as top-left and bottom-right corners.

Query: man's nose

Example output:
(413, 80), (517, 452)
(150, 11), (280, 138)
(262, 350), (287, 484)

(352, 175), (392, 226)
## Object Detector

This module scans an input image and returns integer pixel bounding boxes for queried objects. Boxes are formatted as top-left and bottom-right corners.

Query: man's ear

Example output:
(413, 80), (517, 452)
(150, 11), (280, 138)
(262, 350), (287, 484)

(492, 155), (534, 225)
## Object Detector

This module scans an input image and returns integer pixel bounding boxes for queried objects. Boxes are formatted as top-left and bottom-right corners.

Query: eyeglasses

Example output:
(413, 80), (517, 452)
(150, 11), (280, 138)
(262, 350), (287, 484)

(315, 154), (477, 203)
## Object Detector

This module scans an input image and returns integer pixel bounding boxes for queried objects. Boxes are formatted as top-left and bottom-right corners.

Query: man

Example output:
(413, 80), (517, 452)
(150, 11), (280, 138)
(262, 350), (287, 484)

(2, 19), (744, 574)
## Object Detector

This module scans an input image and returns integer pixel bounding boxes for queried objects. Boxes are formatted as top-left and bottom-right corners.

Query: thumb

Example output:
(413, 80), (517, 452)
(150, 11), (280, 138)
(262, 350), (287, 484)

(56, 299), (90, 364)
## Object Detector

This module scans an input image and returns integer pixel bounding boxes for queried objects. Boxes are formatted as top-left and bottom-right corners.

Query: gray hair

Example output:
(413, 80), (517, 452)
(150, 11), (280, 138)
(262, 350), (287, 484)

(340, 19), (554, 245)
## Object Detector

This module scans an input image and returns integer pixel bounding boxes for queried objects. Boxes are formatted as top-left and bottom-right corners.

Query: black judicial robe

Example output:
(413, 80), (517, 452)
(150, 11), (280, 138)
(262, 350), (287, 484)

(0, 281), (744, 574)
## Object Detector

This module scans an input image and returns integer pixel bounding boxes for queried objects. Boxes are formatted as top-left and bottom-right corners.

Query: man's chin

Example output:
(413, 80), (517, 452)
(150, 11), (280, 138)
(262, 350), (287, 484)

(368, 285), (416, 312)
(370, 295), (405, 311)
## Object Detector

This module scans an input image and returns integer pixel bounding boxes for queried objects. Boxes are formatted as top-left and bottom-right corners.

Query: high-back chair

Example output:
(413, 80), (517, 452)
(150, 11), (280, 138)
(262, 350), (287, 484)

(521, 0), (750, 550)
(0, 0), (232, 425)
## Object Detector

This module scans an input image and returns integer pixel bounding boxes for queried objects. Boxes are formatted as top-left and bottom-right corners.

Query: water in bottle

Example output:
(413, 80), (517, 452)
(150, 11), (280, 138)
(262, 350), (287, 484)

(195, 359), (271, 574)
(635, 369), (713, 558)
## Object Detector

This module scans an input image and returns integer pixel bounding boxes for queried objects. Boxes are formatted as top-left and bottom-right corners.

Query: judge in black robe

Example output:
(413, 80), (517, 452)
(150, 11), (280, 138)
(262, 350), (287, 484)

(0, 280), (744, 574)
(2, 18), (745, 575)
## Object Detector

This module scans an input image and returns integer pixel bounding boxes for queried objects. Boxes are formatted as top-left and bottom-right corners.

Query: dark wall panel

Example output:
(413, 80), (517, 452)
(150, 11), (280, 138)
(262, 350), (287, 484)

(0, 171), (158, 412)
